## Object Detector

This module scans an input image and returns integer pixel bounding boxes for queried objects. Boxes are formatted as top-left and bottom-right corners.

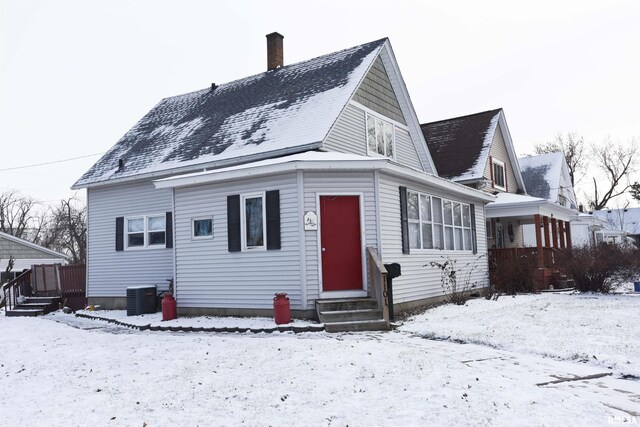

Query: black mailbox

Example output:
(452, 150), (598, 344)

(385, 263), (401, 279)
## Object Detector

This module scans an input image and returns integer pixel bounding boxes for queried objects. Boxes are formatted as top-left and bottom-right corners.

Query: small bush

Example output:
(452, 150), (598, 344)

(555, 244), (640, 293)
(427, 256), (485, 305)
(489, 252), (536, 295)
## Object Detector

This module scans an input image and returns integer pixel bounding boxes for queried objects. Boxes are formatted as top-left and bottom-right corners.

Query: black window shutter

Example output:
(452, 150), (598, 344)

(266, 190), (281, 250)
(399, 186), (410, 254)
(227, 195), (241, 252)
(115, 217), (124, 251)
(470, 204), (477, 254)
(165, 212), (173, 249)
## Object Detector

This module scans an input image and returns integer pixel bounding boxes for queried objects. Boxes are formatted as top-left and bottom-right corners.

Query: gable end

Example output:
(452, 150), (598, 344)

(353, 56), (406, 125)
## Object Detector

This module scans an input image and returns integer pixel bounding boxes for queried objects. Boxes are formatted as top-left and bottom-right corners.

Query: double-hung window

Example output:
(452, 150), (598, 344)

(241, 193), (266, 250)
(366, 113), (395, 159)
(126, 215), (166, 249)
(406, 190), (473, 252)
(492, 159), (506, 190)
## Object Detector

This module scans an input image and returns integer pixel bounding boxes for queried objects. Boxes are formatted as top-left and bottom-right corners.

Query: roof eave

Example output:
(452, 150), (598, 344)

(71, 142), (324, 190)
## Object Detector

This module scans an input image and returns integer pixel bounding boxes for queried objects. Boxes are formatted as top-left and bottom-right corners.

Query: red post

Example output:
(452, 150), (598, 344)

(551, 218), (558, 248)
(566, 222), (572, 249)
(542, 216), (550, 248)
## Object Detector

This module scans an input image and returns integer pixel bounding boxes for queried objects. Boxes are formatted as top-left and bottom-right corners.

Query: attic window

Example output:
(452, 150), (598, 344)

(366, 113), (395, 159)
(492, 159), (506, 191)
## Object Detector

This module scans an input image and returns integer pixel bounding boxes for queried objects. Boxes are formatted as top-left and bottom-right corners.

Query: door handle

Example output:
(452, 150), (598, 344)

(322, 247), (326, 252)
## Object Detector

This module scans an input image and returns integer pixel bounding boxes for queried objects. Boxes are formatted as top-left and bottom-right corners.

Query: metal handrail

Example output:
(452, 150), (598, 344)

(1, 269), (32, 314)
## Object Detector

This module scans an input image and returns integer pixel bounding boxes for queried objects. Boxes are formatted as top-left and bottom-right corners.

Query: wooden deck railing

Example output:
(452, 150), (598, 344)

(1, 269), (32, 313)
(488, 247), (555, 269)
(367, 247), (389, 323)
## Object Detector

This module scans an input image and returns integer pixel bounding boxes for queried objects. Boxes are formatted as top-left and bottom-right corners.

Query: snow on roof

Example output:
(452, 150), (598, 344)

(420, 109), (501, 181)
(490, 192), (546, 206)
(590, 207), (640, 234)
(518, 152), (564, 201)
(73, 39), (387, 188)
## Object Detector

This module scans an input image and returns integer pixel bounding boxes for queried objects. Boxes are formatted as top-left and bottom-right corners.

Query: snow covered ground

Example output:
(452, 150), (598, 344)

(400, 292), (640, 378)
(1, 293), (639, 426)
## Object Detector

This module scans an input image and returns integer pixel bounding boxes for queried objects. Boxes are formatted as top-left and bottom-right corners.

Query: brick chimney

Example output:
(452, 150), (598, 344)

(266, 32), (284, 71)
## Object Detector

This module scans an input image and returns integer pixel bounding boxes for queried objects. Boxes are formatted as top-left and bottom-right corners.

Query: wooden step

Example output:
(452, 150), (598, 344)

(6, 308), (43, 317)
(324, 319), (390, 333)
(315, 298), (378, 312)
(25, 297), (61, 304)
(318, 308), (382, 323)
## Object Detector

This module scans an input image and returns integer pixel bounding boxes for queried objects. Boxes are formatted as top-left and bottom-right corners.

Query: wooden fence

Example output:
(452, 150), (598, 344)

(59, 264), (87, 311)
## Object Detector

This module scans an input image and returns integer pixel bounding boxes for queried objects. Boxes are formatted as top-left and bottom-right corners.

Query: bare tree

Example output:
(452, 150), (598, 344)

(535, 132), (586, 187)
(586, 140), (637, 210)
(0, 191), (40, 239)
(631, 182), (640, 203)
(42, 197), (87, 264)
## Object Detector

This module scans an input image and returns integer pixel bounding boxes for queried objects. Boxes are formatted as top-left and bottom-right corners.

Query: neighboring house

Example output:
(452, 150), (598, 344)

(589, 207), (640, 247)
(72, 34), (493, 323)
(0, 231), (69, 282)
(519, 152), (579, 246)
(570, 213), (607, 247)
(422, 110), (578, 288)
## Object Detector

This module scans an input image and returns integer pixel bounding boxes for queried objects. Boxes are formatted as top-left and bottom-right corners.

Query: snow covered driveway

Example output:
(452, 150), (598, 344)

(400, 293), (640, 378)
(1, 305), (639, 426)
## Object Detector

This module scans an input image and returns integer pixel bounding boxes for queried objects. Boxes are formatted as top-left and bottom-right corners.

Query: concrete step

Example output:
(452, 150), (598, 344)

(318, 308), (382, 323)
(315, 298), (378, 312)
(324, 319), (390, 333)
(6, 308), (43, 317)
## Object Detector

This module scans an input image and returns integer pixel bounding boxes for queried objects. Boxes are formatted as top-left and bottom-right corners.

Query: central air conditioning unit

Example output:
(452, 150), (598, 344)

(126, 285), (157, 316)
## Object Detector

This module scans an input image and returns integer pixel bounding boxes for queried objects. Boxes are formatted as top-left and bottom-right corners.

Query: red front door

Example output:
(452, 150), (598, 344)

(320, 195), (363, 292)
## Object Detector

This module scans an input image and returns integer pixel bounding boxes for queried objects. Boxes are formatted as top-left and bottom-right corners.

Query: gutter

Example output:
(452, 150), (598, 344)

(71, 142), (324, 190)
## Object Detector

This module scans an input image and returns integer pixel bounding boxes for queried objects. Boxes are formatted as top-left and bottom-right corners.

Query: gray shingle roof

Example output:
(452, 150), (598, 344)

(73, 39), (386, 188)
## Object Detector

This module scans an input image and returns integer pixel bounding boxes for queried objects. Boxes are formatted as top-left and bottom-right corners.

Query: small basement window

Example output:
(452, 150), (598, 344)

(192, 217), (213, 239)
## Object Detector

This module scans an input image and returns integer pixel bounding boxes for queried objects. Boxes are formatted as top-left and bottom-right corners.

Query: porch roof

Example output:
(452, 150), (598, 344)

(485, 192), (578, 222)
(153, 151), (495, 202)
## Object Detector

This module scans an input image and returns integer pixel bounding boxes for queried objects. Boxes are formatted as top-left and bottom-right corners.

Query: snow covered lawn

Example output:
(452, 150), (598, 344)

(1, 293), (639, 426)
(400, 292), (640, 377)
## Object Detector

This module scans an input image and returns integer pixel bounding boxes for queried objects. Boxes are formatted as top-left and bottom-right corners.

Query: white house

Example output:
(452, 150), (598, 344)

(73, 34), (493, 329)
(0, 231), (69, 281)
(422, 112), (578, 289)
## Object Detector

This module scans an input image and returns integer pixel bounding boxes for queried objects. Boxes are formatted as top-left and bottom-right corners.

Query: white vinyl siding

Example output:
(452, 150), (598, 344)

(379, 173), (488, 304)
(173, 173), (301, 310)
(485, 125), (519, 193)
(323, 103), (425, 171)
(303, 171), (378, 308)
(86, 181), (173, 297)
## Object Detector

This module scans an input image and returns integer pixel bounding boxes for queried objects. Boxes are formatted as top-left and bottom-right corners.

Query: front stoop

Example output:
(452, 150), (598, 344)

(5, 297), (61, 317)
(316, 298), (390, 332)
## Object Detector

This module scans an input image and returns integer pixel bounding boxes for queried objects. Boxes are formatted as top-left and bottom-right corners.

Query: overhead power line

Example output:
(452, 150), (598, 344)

(0, 152), (105, 172)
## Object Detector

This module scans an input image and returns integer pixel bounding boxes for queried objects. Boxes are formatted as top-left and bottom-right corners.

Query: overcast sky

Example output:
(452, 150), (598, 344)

(2, 0), (639, 207)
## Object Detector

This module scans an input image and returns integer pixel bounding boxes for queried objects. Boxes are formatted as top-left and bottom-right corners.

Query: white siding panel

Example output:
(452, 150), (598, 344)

(87, 181), (174, 297)
(173, 173), (302, 310)
(323, 103), (367, 156)
(485, 126), (519, 194)
(379, 174), (489, 304)
(324, 103), (426, 172)
(394, 127), (423, 170)
(303, 171), (378, 307)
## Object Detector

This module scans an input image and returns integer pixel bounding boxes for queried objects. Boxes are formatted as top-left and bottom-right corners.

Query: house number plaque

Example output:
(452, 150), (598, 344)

(304, 211), (318, 231)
